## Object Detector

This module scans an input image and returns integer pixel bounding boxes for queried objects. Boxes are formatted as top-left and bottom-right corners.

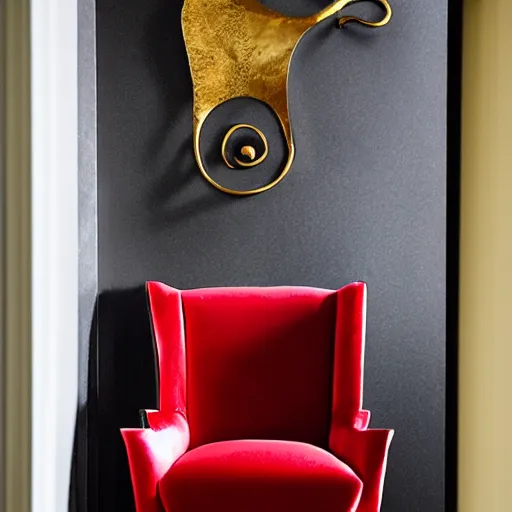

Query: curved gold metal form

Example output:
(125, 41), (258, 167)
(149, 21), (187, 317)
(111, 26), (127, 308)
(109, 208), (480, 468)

(221, 124), (269, 169)
(182, 0), (392, 196)
(338, 0), (392, 28)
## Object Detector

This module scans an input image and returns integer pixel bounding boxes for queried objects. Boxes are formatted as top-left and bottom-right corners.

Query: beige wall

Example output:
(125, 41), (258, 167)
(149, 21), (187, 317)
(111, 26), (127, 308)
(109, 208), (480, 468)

(459, 0), (512, 510)
(1, 1), (32, 512)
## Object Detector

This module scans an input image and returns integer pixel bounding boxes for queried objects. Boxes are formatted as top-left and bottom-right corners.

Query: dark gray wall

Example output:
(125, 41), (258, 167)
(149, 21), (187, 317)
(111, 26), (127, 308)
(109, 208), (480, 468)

(95, 0), (454, 510)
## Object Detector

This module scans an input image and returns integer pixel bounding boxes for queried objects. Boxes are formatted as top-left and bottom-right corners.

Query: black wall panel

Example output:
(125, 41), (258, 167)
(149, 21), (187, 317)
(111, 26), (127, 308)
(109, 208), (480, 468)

(94, 0), (456, 510)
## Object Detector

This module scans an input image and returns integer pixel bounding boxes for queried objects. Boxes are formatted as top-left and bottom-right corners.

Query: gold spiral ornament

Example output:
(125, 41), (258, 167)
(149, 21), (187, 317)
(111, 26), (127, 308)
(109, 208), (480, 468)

(194, 111), (295, 196)
(183, 0), (393, 196)
(221, 124), (269, 169)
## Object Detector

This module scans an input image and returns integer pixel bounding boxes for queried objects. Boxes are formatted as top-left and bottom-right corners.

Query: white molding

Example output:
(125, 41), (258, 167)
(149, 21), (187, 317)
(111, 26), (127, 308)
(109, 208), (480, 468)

(30, 1), (79, 512)
(2, 1), (80, 510)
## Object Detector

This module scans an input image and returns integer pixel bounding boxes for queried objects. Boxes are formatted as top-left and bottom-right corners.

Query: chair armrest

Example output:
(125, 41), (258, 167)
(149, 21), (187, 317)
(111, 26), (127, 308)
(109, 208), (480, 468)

(121, 411), (190, 512)
(329, 425), (394, 512)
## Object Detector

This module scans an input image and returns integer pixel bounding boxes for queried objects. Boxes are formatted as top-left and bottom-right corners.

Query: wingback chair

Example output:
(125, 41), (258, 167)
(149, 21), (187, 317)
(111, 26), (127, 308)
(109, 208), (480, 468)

(121, 281), (393, 512)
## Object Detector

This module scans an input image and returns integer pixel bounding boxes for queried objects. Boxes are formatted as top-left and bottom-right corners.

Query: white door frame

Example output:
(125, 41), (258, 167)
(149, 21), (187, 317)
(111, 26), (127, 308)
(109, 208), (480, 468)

(31, 1), (79, 511)
(1, 1), (79, 512)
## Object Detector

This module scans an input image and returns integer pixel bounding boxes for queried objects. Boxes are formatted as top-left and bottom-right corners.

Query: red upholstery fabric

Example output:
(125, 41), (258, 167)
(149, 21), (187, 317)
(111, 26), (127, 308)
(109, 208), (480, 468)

(121, 284), (189, 512)
(160, 440), (363, 512)
(330, 427), (393, 512)
(121, 281), (393, 512)
(181, 287), (337, 448)
(121, 412), (189, 512)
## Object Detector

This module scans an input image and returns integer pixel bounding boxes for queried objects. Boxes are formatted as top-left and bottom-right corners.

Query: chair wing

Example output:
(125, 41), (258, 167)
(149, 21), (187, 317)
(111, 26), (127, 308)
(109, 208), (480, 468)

(330, 282), (394, 512)
(332, 281), (368, 430)
(120, 282), (190, 512)
(145, 282), (186, 420)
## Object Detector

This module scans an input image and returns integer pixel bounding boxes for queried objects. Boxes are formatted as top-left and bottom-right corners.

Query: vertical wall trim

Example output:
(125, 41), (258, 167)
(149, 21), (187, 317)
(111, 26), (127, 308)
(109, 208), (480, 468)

(2, 1), (32, 512)
(0, 0), (5, 506)
(459, 1), (512, 511)
(446, 0), (463, 510)
(75, 0), (99, 510)
(30, 1), (79, 512)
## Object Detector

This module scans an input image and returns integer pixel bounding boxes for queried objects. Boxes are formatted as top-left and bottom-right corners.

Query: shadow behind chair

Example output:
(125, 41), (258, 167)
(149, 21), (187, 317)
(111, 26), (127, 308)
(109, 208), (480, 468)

(121, 281), (393, 512)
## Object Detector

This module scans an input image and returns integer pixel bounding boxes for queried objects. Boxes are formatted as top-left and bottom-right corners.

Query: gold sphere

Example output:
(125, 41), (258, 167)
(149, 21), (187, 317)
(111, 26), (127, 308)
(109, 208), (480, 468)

(240, 145), (257, 161)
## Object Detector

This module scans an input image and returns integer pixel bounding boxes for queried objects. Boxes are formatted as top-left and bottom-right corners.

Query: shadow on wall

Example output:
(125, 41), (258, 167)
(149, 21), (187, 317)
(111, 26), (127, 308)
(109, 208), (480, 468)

(142, 0), (232, 226)
(143, 0), (194, 186)
(69, 285), (159, 512)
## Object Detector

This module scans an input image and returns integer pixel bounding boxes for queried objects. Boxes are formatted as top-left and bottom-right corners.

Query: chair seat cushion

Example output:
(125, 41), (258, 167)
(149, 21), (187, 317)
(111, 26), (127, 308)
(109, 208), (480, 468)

(159, 439), (363, 512)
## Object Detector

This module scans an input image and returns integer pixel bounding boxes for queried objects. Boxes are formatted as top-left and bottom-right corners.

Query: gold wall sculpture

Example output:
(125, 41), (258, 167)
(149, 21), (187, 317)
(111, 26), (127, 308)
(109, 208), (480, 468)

(182, 0), (392, 196)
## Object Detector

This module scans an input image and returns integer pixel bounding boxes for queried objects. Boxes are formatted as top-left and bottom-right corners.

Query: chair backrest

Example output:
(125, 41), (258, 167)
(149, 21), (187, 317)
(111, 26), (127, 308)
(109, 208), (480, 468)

(147, 282), (366, 449)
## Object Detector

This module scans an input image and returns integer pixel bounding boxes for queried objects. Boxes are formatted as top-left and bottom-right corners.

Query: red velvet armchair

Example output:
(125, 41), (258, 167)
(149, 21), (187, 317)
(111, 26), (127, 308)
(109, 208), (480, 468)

(121, 281), (393, 512)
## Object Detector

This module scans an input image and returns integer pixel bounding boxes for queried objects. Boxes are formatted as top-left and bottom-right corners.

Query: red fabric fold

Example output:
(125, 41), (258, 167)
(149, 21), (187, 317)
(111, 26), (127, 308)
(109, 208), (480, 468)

(121, 412), (190, 512)
(329, 427), (394, 512)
